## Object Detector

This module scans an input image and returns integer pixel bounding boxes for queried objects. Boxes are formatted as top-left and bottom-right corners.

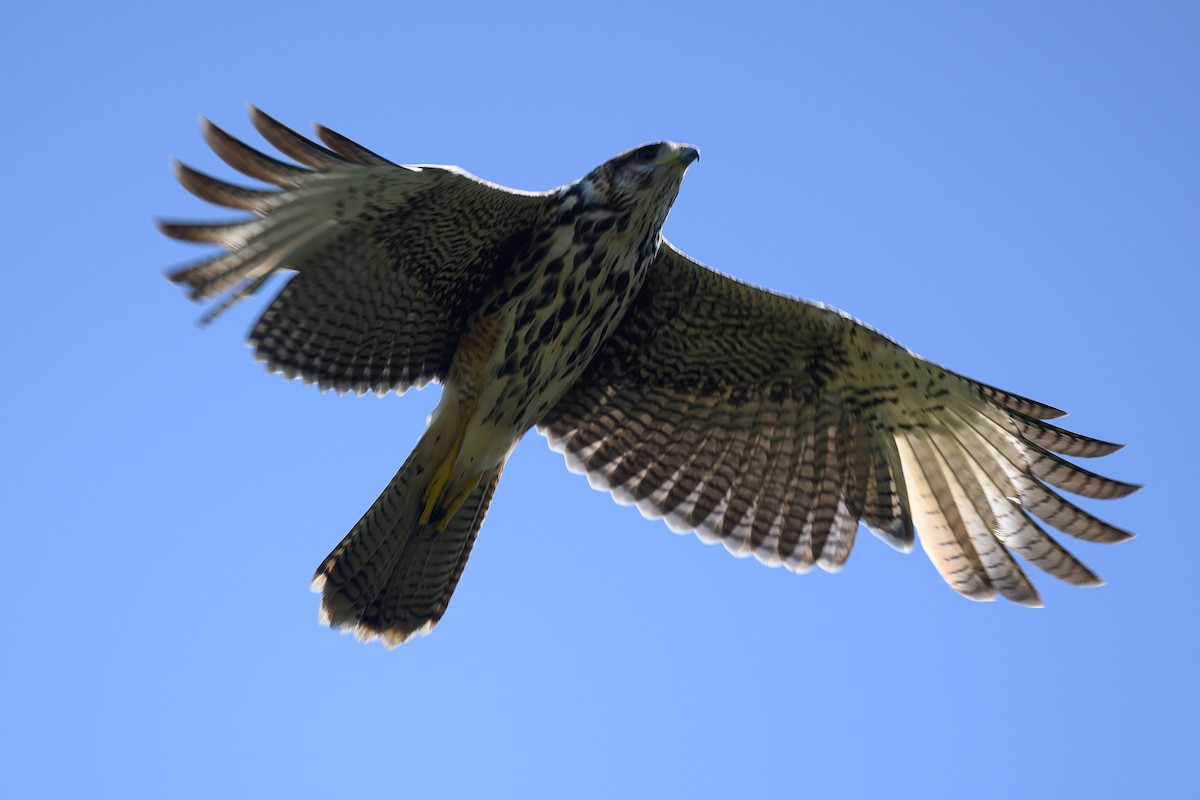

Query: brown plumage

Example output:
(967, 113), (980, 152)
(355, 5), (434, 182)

(162, 106), (1137, 646)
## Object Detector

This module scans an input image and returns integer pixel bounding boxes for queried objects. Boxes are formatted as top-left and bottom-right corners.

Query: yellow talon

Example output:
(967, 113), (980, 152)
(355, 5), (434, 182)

(433, 473), (484, 532)
(420, 424), (469, 526)
(419, 309), (504, 529)
(420, 459), (455, 526)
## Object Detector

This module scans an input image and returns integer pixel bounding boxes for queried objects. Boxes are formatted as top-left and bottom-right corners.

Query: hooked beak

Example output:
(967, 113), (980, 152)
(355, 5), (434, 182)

(675, 145), (700, 167)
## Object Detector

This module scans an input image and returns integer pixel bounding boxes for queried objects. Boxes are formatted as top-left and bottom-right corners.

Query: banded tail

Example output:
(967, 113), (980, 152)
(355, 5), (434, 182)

(311, 431), (503, 647)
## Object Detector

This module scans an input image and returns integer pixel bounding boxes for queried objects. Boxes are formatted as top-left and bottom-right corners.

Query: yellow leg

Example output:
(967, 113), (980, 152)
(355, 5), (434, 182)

(420, 425), (467, 526)
(421, 309), (505, 528)
(432, 472), (485, 532)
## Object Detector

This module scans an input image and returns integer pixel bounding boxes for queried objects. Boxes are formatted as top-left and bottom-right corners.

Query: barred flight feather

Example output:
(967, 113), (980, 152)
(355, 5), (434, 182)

(539, 242), (1137, 604)
(1013, 412), (1124, 458)
(163, 109), (1139, 648)
(162, 104), (546, 393)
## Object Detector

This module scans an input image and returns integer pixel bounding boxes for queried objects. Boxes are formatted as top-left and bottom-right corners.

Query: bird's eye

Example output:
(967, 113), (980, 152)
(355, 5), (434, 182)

(635, 145), (658, 162)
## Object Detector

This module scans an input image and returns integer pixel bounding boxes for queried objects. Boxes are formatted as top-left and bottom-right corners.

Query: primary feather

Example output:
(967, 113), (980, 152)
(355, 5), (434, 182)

(162, 107), (1138, 645)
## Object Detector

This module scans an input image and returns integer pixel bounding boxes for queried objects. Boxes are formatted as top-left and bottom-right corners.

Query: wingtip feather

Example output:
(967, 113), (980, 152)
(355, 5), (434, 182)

(315, 123), (397, 166)
(248, 105), (348, 169)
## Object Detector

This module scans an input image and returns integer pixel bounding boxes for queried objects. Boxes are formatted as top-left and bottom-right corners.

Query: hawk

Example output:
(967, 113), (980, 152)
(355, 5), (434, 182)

(162, 107), (1138, 647)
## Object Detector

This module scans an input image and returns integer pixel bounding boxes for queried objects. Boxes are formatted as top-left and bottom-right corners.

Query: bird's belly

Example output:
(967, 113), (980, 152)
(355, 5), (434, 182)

(494, 255), (644, 427)
(430, 223), (654, 493)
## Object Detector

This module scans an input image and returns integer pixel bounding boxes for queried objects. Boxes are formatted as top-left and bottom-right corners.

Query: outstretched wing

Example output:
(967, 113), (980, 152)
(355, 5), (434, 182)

(161, 106), (546, 395)
(539, 242), (1138, 605)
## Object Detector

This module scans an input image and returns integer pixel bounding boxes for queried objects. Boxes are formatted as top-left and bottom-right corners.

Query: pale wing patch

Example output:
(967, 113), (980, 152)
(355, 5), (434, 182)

(539, 242), (1136, 605)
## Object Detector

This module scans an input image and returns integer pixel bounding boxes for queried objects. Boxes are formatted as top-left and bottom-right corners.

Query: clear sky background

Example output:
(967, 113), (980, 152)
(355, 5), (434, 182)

(5, 2), (1197, 797)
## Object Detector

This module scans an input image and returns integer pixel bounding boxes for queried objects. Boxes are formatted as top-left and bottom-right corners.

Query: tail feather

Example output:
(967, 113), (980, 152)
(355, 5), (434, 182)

(312, 448), (503, 648)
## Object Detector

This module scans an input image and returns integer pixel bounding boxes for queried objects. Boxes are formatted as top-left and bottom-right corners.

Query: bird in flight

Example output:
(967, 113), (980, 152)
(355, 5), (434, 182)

(162, 107), (1138, 647)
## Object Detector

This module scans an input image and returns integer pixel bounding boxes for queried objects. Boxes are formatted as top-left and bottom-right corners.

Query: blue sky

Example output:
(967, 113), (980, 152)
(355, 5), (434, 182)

(5, 1), (1197, 797)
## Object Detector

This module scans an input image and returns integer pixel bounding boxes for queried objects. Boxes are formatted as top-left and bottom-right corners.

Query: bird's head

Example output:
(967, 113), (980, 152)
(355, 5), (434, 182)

(579, 141), (700, 217)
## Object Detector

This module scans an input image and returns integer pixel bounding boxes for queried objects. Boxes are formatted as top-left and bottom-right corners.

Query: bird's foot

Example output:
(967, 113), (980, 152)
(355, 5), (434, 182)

(421, 470), (483, 532)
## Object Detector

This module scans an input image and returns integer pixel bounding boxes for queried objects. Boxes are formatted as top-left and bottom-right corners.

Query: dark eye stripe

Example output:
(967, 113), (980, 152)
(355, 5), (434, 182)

(635, 145), (658, 162)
